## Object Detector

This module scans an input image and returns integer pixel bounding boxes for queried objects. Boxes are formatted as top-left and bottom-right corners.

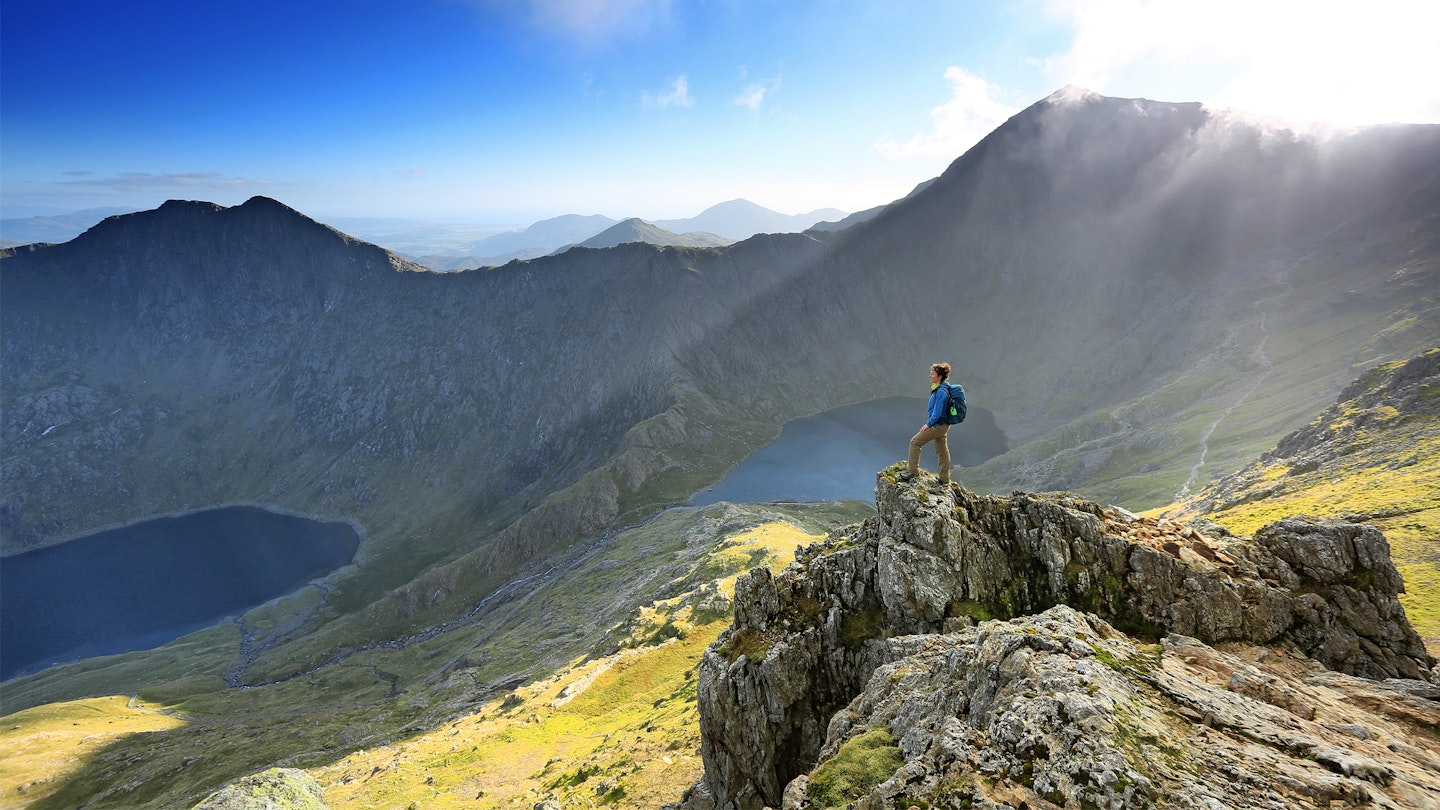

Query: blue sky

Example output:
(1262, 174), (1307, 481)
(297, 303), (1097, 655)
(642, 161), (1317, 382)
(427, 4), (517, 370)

(4, 1), (1438, 222)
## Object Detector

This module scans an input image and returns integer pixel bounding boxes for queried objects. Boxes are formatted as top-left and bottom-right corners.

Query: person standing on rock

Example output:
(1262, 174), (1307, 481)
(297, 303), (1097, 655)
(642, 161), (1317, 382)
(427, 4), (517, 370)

(903, 362), (954, 485)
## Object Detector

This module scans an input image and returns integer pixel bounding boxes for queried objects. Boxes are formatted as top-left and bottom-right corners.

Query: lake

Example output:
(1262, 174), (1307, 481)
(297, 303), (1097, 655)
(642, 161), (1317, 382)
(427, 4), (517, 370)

(692, 396), (1009, 506)
(0, 506), (360, 680)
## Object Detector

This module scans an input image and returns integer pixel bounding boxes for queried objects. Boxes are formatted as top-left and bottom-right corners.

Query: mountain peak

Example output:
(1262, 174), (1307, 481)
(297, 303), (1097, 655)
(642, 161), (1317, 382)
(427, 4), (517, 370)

(1043, 84), (1103, 104)
(564, 217), (732, 253)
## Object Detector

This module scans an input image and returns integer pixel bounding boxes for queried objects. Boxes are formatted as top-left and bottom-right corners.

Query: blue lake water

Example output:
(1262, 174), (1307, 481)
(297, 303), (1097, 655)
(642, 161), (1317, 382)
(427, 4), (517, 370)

(692, 396), (1009, 506)
(1, 506), (359, 680)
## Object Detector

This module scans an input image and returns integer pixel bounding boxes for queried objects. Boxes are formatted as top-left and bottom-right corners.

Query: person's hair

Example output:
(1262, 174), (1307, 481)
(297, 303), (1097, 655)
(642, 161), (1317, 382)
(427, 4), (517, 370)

(931, 362), (951, 381)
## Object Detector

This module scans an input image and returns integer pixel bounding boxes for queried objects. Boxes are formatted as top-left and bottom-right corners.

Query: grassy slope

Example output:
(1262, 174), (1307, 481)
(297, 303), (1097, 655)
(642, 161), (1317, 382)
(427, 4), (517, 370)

(0, 502), (867, 809)
(1159, 350), (1440, 651)
(313, 519), (827, 810)
(0, 696), (185, 810)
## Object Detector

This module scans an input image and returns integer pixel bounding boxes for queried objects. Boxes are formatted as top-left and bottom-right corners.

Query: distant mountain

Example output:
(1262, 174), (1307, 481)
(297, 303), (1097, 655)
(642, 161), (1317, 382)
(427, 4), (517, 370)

(465, 213), (618, 262)
(0, 207), (135, 247)
(562, 218), (733, 252)
(655, 199), (847, 240)
(410, 204), (828, 269)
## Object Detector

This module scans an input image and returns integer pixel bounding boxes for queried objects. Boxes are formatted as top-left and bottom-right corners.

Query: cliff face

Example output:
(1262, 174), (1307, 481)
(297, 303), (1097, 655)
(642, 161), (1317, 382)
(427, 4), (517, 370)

(684, 472), (1436, 809)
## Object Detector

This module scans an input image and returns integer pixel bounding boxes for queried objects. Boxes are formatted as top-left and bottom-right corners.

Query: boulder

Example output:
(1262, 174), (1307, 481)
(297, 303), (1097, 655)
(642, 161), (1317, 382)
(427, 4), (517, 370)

(191, 767), (327, 810)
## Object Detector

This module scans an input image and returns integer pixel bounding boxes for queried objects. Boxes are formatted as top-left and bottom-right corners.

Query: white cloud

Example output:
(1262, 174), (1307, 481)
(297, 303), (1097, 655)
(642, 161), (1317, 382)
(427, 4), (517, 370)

(643, 75), (693, 109)
(60, 172), (269, 192)
(734, 75), (781, 113)
(734, 82), (768, 112)
(873, 67), (1018, 158)
(1043, 0), (1440, 125)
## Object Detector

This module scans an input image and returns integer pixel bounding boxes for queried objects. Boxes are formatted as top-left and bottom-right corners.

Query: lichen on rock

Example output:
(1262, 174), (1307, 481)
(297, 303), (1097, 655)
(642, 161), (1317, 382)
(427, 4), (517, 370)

(191, 767), (328, 810)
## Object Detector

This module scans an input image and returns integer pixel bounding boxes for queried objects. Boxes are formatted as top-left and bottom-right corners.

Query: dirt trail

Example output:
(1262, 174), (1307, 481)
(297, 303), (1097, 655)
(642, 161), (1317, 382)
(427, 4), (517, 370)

(1174, 262), (1295, 501)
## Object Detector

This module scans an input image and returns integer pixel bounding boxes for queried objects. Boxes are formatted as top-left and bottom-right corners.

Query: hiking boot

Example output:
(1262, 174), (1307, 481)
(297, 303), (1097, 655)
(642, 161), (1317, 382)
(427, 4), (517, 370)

(897, 470), (917, 482)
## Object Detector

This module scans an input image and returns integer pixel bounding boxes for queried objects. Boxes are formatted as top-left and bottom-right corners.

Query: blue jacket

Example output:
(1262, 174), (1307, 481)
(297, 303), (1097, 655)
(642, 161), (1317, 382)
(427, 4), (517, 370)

(926, 383), (949, 428)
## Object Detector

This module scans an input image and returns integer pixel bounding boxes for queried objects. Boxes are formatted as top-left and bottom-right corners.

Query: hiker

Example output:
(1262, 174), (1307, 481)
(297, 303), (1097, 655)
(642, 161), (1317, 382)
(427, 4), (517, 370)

(903, 362), (954, 485)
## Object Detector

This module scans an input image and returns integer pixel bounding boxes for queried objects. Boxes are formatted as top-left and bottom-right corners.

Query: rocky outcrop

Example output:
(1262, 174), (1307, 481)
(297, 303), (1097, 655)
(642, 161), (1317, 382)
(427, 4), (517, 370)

(683, 470), (1436, 809)
(786, 607), (1440, 809)
(191, 768), (328, 810)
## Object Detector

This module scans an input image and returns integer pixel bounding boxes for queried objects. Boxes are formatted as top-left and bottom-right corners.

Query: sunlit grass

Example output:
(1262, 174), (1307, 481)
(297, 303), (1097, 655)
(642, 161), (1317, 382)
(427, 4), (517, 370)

(1155, 351), (1440, 651)
(0, 696), (186, 809)
(0, 508), (847, 810)
(314, 627), (722, 809)
(314, 519), (830, 809)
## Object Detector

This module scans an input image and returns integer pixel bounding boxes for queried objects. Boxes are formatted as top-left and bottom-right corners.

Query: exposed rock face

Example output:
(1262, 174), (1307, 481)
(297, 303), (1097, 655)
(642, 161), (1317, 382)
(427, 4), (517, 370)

(789, 607), (1440, 809)
(192, 767), (328, 810)
(685, 471), (1436, 809)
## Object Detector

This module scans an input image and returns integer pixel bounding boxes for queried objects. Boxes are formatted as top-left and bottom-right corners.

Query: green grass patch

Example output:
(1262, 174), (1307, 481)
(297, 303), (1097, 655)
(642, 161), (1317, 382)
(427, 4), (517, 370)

(840, 606), (890, 651)
(0, 696), (187, 808)
(807, 727), (905, 809)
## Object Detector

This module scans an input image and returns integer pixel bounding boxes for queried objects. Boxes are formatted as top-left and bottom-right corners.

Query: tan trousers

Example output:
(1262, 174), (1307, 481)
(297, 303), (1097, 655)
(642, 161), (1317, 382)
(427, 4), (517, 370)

(908, 424), (951, 483)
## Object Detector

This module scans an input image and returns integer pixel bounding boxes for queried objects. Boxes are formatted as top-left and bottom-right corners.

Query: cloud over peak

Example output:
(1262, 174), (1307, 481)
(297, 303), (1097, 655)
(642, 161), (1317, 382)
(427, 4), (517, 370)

(873, 67), (1018, 159)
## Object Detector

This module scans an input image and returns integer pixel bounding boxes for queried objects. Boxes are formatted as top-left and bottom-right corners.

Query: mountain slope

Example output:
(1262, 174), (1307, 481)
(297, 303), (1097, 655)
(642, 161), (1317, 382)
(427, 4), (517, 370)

(1, 197), (837, 701)
(0, 207), (135, 247)
(1165, 348), (1440, 647)
(807, 178), (936, 233)
(0, 500), (871, 809)
(685, 90), (1440, 508)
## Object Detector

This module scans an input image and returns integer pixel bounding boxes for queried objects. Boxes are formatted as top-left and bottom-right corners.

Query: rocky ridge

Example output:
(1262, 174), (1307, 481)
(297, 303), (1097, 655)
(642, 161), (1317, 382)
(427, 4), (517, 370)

(681, 471), (1438, 809)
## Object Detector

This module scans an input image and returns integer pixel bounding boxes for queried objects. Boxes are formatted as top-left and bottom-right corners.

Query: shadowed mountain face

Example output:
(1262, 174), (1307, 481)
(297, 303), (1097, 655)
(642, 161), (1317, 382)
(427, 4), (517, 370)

(3, 90), (1438, 687)
(1, 198), (828, 589)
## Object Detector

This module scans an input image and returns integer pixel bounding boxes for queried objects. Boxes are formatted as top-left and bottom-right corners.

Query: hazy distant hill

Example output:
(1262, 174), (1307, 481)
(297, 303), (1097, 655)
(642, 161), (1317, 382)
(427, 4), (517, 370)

(561, 217), (733, 253)
(412, 201), (840, 269)
(463, 213), (619, 262)
(0, 207), (134, 247)
(655, 198), (846, 240)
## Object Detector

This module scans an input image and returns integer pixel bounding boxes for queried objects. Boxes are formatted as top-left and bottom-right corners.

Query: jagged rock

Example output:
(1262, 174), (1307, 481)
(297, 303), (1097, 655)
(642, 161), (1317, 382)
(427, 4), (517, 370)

(191, 767), (327, 810)
(778, 607), (1440, 809)
(687, 471), (1436, 809)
